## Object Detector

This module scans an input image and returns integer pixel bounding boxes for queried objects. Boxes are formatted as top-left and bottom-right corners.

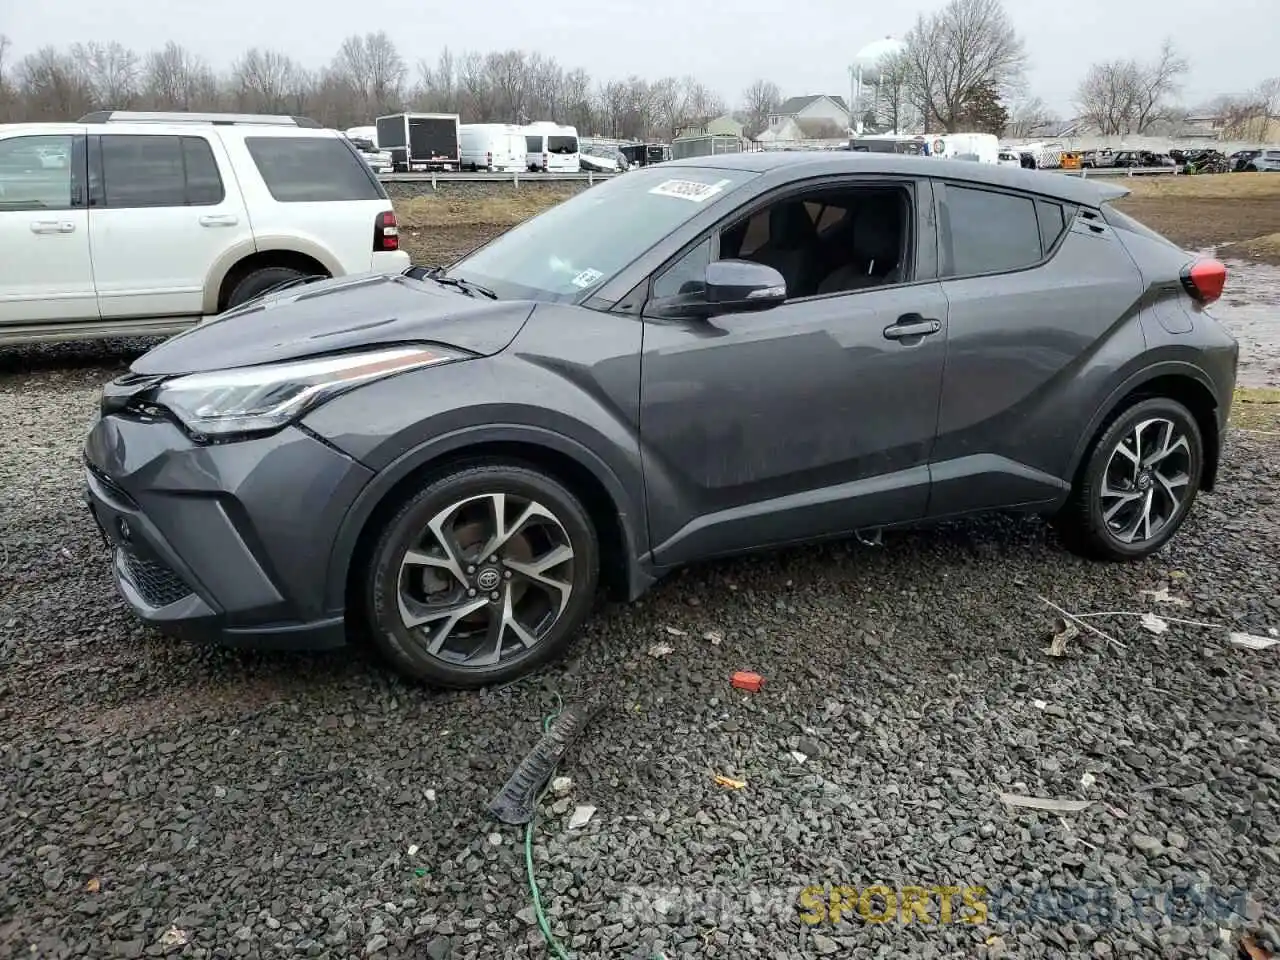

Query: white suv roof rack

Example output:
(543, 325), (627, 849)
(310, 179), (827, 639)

(79, 110), (323, 128)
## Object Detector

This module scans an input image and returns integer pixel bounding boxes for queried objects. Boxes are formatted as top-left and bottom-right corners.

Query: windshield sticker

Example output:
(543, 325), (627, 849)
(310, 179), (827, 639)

(648, 178), (733, 203)
(571, 268), (604, 289)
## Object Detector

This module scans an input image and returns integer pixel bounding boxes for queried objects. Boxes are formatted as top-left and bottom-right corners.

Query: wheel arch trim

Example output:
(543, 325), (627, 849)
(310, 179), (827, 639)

(1066, 360), (1223, 490)
(321, 423), (649, 614)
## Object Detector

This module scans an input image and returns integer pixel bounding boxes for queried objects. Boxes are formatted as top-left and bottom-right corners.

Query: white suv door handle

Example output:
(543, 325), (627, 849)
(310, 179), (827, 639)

(31, 220), (76, 234)
(199, 214), (239, 227)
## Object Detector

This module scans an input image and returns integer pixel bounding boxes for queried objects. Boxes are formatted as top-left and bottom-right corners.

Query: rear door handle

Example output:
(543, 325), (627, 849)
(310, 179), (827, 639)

(883, 314), (942, 341)
(30, 220), (75, 234)
(199, 214), (238, 227)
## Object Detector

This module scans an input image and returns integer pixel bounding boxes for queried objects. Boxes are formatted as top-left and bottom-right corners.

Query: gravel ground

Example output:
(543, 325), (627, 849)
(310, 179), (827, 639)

(2, 330), (1279, 960)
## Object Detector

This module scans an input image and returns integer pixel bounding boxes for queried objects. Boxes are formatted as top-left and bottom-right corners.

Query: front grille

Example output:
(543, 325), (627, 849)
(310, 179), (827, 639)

(120, 551), (192, 608)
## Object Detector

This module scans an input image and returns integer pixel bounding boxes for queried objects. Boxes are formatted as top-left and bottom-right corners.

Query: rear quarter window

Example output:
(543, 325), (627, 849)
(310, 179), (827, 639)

(942, 184), (1042, 276)
(244, 136), (384, 203)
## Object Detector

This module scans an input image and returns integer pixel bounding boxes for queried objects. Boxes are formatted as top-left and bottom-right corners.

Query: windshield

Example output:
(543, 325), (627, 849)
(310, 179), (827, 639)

(548, 136), (578, 155)
(447, 165), (756, 302)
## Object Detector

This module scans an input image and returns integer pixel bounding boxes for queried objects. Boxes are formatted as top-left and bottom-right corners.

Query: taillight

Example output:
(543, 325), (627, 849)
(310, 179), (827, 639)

(374, 210), (399, 252)
(543, 152), (548, 168)
(486, 151), (492, 165)
(1180, 257), (1226, 305)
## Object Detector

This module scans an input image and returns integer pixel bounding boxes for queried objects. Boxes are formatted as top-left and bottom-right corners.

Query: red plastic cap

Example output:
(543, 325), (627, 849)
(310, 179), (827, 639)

(731, 671), (764, 692)
(1181, 258), (1227, 305)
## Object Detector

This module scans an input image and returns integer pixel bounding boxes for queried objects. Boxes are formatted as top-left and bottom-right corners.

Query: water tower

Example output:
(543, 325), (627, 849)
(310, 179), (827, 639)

(850, 36), (906, 134)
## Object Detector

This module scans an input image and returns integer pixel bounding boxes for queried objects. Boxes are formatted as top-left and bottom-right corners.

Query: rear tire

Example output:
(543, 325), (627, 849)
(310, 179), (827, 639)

(226, 266), (314, 309)
(1053, 397), (1203, 561)
(364, 462), (600, 688)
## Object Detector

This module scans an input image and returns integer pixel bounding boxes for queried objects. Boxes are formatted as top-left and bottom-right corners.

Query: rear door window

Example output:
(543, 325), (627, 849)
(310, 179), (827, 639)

(99, 134), (224, 208)
(244, 136), (384, 202)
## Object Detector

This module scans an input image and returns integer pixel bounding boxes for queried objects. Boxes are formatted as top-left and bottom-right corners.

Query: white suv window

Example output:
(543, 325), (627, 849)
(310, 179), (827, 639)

(99, 135), (225, 208)
(0, 134), (75, 210)
(243, 136), (383, 203)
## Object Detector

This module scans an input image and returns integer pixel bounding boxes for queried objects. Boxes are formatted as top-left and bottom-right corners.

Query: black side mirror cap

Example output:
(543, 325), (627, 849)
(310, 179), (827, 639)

(704, 259), (787, 314)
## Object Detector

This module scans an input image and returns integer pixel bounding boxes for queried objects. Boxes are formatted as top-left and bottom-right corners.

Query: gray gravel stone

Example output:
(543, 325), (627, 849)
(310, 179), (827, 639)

(2, 340), (1279, 960)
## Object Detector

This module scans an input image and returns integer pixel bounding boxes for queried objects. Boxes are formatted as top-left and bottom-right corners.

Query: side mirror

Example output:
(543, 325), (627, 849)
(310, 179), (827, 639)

(704, 259), (787, 314)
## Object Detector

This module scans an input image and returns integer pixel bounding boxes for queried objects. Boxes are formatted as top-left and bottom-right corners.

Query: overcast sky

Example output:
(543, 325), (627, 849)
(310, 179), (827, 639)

(5, 0), (1276, 116)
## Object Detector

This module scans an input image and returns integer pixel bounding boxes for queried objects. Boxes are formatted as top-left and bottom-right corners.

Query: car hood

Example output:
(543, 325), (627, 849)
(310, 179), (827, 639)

(129, 272), (535, 376)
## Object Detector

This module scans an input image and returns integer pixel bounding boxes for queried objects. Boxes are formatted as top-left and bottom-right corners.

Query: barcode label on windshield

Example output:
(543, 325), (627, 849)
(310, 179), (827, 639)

(649, 178), (732, 202)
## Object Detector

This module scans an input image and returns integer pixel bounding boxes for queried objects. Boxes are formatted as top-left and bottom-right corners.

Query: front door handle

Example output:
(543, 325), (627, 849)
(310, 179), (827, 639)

(883, 314), (942, 341)
(30, 220), (75, 234)
(199, 214), (239, 227)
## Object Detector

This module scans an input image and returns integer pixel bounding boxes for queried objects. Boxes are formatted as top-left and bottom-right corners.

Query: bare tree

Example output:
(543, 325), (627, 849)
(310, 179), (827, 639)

(458, 51), (494, 121)
(741, 79), (781, 138)
(1004, 94), (1053, 138)
(876, 52), (916, 133)
(333, 32), (406, 118)
(70, 41), (140, 109)
(16, 47), (95, 120)
(1074, 41), (1188, 136)
(902, 0), (1025, 133)
(1074, 60), (1141, 135)
(413, 48), (457, 112)
(144, 42), (220, 111)
(232, 48), (304, 113)
(485, 50), (528, 122)
(1132, 38), (1188, 132)
(1211, 78), (1280, 141)
(0, 34), (14, 122)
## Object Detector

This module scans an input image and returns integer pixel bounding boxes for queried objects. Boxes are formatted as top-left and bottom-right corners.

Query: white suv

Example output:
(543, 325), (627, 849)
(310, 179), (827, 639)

(0, 111), (410, 345)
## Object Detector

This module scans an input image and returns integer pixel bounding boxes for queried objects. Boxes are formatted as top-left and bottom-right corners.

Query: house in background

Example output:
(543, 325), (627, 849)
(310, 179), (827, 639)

(757, 95), (851, 144)
(676, 115), (744, 139)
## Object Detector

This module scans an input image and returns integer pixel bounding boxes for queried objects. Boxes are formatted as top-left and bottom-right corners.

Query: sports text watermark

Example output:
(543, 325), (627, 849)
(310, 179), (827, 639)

(600, 882), (1263, 929)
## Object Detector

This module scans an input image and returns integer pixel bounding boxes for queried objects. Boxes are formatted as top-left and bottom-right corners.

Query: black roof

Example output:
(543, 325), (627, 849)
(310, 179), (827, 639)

(660, 151), (1130, 206)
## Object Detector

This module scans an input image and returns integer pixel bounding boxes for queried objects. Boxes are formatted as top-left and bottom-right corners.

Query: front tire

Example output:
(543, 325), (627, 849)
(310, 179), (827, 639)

(364, 462), (600, 688)
(226, 266), (313, 309)
(1054, 397), (1204, 561)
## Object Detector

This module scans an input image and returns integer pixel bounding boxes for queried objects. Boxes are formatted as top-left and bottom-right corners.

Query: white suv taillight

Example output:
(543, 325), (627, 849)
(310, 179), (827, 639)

(374, 210), (399, 252)
(542, 152), (548, 169)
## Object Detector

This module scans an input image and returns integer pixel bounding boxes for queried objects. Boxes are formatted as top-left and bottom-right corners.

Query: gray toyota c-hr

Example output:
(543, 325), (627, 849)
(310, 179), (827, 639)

(84, 151), (1239, 688)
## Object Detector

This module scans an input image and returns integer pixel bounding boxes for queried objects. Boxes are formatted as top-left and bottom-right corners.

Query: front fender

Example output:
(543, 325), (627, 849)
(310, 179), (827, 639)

(317, 421), (650, 615)
(302, 313), (648, 611)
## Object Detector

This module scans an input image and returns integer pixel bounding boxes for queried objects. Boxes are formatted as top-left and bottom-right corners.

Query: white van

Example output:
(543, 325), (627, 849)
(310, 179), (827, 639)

(459, 123), (527, 172)
(523, 122), (580, 173)
(927, 132), (1000, 164)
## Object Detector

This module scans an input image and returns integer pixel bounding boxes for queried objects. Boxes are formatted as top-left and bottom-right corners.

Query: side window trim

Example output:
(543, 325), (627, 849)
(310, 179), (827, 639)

(934, 179), (1066, 281)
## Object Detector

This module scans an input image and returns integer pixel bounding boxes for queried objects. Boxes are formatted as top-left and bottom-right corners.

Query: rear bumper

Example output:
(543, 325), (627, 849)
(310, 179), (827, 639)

(83, 415), (375, 651)
(372, 250), (411, 272)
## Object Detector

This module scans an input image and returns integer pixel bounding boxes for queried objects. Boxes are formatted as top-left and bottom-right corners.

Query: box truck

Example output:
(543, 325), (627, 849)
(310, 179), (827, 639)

(375, 113), (461, 172)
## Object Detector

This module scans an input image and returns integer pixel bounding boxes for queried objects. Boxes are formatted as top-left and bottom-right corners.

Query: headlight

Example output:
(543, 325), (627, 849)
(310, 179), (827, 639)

(151, 345), (469, 439)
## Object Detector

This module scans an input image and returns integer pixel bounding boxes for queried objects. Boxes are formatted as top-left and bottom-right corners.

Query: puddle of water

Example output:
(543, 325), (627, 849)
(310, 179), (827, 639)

(1211, 257), (1280, 389)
